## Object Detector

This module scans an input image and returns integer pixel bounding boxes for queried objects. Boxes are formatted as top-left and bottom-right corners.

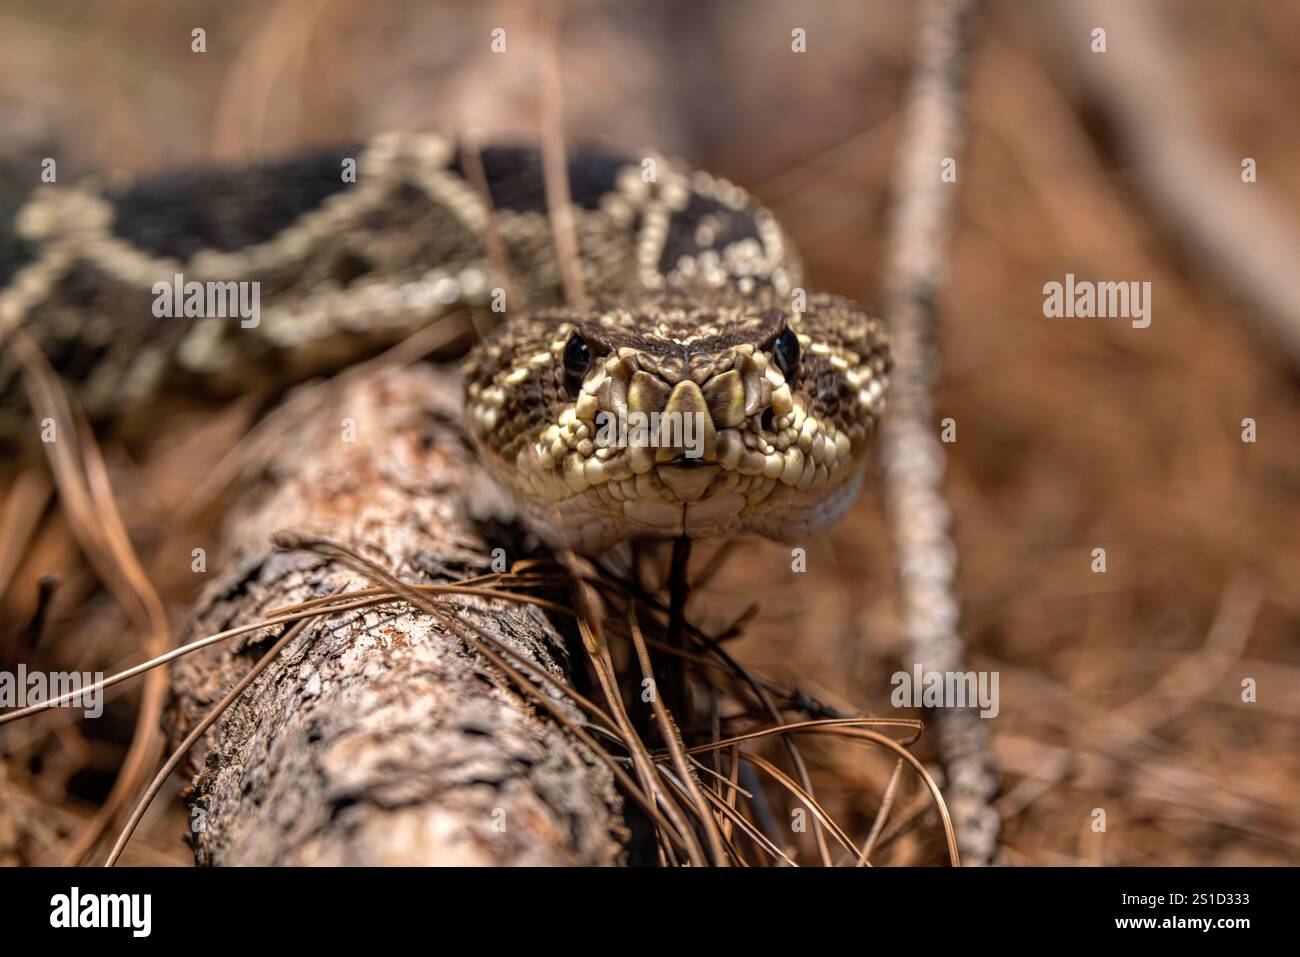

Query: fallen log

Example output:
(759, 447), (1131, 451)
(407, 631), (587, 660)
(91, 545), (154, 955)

(167, 363), (623, 865)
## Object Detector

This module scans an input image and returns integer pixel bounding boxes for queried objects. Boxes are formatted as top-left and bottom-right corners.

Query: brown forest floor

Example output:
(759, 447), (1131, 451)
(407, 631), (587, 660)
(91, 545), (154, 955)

(1, 0), (1297, 865)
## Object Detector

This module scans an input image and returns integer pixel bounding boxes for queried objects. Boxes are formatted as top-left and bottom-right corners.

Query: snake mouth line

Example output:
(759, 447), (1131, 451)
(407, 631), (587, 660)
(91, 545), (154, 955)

(660, 454), (713, 469)
(520, 461), (867, 553)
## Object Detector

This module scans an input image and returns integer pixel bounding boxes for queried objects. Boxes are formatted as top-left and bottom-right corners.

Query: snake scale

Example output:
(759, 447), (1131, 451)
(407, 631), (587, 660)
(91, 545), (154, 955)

(0, 132), (890, 554)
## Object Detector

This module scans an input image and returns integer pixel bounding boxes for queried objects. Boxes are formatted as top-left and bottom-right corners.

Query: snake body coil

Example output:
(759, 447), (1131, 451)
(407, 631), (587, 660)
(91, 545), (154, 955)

(0, 133), (890, 553)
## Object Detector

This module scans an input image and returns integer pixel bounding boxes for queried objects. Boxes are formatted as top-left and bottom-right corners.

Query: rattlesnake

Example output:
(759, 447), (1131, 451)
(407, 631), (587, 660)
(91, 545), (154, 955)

(0, 132), (890, 553)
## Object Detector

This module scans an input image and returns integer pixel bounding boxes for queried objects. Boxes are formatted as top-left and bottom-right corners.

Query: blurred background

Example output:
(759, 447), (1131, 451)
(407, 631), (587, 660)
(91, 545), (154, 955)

(1, 0), (1297, 865)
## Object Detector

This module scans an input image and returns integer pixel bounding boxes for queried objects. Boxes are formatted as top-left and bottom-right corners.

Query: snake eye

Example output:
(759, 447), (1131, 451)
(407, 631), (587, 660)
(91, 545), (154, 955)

(563, 330), (592, 395)
(771, 327), (800, 381)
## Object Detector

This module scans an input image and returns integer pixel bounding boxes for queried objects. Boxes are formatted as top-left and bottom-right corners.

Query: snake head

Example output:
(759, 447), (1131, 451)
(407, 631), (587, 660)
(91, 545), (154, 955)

(462, 290), (890, 554)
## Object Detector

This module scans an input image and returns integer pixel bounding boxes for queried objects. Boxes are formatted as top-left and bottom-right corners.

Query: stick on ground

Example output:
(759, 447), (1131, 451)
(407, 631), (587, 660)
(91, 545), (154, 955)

(877, 0), (999, 866)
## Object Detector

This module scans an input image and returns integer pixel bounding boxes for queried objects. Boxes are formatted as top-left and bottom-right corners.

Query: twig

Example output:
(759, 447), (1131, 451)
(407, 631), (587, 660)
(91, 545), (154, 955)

(13, 332), (172, 866)
(877, 0), (998, 865)
(858, 759), (904, 865)
(602, 563), (836, 865)
(536, 0), (586, 304)
(0, 469), (51, 604)
(628, 605), (729, 865)
(458, 131), (526, 319)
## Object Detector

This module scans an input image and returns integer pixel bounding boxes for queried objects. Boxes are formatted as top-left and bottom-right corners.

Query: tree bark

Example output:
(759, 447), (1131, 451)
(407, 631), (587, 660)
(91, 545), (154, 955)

(167, 363), (624, 866)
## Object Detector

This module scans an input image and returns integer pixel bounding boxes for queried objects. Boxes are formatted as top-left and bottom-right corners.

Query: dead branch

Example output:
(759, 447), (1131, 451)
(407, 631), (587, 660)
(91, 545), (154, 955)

(167, 365), (624, 865)
(878, 0), (999, 866)
(1049, 0), (1300, 370)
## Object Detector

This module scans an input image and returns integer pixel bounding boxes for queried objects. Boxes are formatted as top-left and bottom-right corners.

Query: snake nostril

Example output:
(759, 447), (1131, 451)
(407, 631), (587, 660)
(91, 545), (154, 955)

(760, 408), (775, 433)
